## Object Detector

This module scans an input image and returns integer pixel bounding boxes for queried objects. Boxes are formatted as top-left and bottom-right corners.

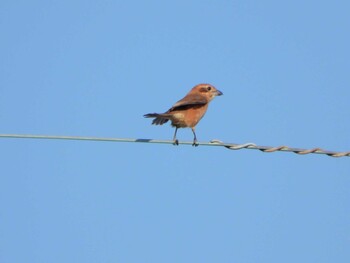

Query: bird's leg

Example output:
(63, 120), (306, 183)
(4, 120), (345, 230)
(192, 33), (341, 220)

(173, 127), (179, 145)
(191, 127), (198, 147)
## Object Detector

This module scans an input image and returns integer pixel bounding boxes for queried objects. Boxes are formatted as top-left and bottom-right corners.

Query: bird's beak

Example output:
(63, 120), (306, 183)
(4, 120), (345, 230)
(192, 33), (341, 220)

(216, 90), (223, 96)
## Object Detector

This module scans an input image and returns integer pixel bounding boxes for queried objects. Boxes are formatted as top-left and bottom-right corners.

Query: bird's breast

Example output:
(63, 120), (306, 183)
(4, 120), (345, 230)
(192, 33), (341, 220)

(169, 105), (208, 128)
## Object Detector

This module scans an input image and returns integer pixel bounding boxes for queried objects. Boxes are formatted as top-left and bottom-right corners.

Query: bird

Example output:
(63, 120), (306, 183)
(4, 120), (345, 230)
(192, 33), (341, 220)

(144, 83), (223, 146)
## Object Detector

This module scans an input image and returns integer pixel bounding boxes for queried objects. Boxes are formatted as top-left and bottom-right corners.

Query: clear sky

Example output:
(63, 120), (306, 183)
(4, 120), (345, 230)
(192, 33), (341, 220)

(1, 1), (349, 262)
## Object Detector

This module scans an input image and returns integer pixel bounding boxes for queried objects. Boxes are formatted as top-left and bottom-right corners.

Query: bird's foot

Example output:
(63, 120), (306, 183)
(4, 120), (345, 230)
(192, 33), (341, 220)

(192, 140), (199, 147)
(173, 139), (179, 146)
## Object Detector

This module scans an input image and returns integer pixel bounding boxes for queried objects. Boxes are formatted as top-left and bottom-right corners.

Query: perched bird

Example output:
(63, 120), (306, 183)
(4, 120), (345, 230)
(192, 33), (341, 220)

(144, 83), (223, 146)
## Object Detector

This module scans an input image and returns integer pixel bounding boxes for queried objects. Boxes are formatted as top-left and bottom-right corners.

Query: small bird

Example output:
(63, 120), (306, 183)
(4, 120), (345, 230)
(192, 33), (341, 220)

(144, 83), (223, 146)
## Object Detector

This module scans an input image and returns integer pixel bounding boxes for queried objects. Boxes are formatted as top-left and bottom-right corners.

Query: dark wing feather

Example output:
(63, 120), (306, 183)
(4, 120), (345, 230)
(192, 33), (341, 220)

(169, 94), (208, 111)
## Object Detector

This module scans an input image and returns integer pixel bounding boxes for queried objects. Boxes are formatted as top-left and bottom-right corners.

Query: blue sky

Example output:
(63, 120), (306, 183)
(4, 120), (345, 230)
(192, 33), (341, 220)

(1, 1), (349, 262)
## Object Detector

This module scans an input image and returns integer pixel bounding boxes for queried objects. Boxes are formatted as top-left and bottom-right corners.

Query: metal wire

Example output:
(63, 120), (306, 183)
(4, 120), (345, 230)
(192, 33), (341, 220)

(0, 134), (349, 158)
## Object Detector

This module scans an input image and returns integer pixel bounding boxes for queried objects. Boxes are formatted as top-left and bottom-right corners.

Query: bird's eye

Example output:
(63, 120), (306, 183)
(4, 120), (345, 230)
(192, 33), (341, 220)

(207, 86), (212, 91)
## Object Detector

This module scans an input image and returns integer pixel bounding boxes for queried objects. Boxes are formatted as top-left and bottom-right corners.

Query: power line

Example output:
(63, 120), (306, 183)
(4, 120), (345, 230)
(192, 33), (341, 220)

(0, 134), (349, 158)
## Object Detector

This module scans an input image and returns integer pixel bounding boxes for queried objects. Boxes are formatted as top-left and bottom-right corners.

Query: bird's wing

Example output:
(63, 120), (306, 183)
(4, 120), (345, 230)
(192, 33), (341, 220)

(169, 94), (208, 111)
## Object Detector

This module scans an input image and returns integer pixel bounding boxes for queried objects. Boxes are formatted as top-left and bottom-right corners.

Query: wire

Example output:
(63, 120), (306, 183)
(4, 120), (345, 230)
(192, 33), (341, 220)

(0, 134), (349, 158)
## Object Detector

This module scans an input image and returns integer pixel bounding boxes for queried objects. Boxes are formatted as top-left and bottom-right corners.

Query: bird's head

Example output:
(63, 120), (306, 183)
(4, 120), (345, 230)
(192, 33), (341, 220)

(191, 84), (223, 101)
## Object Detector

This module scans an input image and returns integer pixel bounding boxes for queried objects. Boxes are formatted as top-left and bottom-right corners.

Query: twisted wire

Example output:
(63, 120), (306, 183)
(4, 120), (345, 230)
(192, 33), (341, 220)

(210, 140), (350, 157)
(0, 134), (349, 158)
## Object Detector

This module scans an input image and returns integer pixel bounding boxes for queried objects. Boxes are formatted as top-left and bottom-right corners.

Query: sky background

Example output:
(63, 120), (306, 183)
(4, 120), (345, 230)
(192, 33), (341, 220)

(1, 0), (349, 262)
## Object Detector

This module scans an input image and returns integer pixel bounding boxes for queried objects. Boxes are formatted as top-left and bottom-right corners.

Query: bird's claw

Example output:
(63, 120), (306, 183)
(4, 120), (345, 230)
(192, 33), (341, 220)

(192, 140), (199, 147)
(173, 139), (179, 146)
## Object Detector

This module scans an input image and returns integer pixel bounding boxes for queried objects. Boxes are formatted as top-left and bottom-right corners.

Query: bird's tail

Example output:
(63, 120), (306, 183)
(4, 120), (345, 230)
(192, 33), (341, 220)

(144, 113), (170, 125)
